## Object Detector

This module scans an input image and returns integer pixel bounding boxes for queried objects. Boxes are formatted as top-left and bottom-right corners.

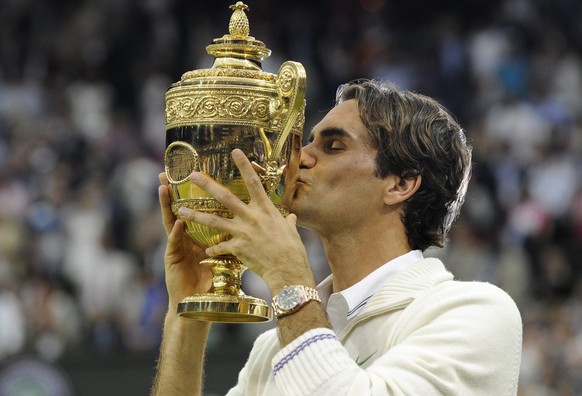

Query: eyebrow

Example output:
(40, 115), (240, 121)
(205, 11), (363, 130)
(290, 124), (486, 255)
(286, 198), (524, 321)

(308, 127), (352, 143)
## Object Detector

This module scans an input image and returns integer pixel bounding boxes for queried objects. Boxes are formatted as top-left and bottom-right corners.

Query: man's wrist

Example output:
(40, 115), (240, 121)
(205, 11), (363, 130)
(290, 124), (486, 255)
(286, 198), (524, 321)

(164, 308), (211, 332)
(275, 299), (331, 346)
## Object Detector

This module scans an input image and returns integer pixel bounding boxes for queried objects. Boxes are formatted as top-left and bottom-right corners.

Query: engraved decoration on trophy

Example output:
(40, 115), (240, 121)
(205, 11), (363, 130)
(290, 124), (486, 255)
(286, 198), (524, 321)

(164, 2), (306, 322)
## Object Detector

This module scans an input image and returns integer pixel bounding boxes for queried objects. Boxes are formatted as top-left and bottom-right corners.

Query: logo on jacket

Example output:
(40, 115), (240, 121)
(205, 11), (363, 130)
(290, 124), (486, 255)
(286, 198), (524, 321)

(355, 351), (377, 367)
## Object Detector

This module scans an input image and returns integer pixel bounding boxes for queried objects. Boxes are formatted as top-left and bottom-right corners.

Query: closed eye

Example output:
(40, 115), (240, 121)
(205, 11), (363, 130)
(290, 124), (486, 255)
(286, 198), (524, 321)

(308, 126), (351, 153)
(324, 140), (346, 152)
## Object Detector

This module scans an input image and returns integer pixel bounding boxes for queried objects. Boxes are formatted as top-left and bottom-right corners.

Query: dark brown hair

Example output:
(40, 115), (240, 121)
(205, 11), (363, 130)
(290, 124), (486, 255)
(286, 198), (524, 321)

(336, 80), (472, 250)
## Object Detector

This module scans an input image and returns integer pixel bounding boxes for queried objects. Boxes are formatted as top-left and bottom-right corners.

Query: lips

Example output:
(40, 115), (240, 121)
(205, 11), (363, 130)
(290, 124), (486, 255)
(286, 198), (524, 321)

(293, 177), (307, 198)
(295, 178), (308, 188)
(296, 172), (309, 186)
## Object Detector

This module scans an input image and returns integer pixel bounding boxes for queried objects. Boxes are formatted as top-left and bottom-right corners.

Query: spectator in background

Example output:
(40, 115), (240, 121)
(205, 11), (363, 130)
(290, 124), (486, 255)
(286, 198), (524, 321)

(0, 286), (25, 359)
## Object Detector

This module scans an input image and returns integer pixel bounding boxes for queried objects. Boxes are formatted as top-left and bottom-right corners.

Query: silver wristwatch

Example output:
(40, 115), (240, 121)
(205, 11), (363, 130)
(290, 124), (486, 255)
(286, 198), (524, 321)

(272, 285), (321, 319)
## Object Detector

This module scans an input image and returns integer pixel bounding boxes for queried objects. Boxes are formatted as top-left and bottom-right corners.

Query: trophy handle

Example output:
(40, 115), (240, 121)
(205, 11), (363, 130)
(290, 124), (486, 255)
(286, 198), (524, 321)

(271, 61), (306, 162)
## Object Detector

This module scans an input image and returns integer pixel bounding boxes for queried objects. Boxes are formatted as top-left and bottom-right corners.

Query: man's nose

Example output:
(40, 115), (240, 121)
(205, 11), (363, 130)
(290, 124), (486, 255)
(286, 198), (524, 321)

(299, 143), (316, 169)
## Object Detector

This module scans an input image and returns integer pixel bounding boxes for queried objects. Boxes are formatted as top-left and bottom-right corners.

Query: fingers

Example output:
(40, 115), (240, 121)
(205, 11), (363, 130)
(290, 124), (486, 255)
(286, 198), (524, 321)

(177, 206), (236, 237)
(286, 213), (298, 227)
(186, 149), (270, 210)
(158, 184), (176, 236)
(188, 171), (248, 215)
(200, 213), (299, 258)
(205, 240), (230, 257)
(186, 149), (272, 214)
(159, 171), (168, 185)
(165, 219), (184, 265)
(231, 149), (270, 205)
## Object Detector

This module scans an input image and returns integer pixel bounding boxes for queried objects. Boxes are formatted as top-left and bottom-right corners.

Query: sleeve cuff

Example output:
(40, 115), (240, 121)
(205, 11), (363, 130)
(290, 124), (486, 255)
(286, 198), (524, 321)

(272, 328), (354, 394)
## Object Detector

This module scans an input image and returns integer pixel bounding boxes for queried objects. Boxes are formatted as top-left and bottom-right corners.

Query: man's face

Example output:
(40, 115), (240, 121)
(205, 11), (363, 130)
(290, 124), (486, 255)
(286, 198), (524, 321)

(291, 100), (387, 235)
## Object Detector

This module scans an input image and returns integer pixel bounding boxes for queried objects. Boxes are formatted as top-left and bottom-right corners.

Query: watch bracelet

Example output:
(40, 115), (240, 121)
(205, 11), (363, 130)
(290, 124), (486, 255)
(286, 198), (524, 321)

(302, 286), (321, 302)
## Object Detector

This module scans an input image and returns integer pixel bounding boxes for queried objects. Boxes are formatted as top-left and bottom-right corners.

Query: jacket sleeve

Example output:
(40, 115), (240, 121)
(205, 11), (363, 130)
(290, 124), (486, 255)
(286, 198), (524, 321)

(225, 329), (278, 396)
(271, 282), (522, 396)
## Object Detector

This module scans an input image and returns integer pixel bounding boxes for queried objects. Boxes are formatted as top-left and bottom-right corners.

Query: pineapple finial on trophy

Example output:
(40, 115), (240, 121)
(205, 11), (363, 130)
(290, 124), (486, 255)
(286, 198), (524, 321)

(229, 2), (250, 38)
(204, 1), (270, 65)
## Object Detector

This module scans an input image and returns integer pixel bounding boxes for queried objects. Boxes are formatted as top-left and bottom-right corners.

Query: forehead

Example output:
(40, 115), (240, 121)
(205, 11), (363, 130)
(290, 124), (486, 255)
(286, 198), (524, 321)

(310, 100), (368, 141)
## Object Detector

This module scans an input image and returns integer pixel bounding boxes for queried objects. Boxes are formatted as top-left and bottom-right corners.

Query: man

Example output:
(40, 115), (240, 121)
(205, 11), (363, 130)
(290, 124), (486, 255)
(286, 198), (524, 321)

(152, 80), (522, 395)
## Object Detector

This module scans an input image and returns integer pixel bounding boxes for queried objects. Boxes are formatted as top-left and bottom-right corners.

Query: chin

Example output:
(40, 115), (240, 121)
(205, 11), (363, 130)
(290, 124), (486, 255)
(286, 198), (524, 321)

(289, 205), (316, 230)
(293, 211), (312, 229)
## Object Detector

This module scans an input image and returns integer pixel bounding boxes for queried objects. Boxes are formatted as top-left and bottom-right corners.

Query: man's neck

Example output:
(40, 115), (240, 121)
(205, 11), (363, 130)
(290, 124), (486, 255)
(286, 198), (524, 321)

(320, 227), (411, 293)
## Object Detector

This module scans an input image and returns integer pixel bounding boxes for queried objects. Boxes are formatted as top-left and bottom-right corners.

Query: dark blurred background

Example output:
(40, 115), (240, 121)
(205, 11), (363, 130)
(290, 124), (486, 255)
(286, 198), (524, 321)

(0, 0), (581, 395)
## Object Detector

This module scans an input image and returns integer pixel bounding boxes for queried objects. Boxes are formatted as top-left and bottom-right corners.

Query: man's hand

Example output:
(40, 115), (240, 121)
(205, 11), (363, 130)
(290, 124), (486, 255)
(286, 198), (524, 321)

(176, 149), (315, 295)
(159, 172), (212, 309)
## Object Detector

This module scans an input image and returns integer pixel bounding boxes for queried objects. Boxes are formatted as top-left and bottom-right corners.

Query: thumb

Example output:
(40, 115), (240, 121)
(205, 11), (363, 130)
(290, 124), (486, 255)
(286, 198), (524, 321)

(285, 213), (298, 227)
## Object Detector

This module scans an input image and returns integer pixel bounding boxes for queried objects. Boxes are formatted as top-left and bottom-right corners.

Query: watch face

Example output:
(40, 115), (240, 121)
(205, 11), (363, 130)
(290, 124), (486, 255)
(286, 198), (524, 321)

(278, 287), (301, 310)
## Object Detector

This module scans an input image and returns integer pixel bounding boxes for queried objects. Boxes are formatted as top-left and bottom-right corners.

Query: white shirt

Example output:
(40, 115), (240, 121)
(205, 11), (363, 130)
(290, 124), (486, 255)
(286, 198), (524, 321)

(317, 250), (424, 334)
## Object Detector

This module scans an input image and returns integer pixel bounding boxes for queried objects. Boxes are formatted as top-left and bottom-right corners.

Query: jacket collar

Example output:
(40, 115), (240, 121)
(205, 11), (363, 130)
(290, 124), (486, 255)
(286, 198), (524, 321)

(338, 258), (453, 339)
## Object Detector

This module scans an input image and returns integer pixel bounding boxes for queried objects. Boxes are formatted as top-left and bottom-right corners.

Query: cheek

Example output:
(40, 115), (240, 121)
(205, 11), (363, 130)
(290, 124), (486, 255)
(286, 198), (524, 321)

(329, 159), (377, 187)
(324, 176), (381, 212)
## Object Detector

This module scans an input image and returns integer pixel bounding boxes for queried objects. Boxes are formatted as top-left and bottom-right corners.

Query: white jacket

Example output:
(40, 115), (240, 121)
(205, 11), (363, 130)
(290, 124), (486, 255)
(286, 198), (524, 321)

(226, 258), (522, 395)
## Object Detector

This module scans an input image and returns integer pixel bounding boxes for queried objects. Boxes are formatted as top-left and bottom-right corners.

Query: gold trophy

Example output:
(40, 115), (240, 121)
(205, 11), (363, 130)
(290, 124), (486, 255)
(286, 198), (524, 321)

(164, 2), (306, 322)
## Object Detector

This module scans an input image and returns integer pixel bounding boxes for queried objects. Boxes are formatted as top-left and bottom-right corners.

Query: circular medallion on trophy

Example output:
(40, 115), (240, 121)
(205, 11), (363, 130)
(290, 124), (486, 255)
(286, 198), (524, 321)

(164, 141), (200, 183)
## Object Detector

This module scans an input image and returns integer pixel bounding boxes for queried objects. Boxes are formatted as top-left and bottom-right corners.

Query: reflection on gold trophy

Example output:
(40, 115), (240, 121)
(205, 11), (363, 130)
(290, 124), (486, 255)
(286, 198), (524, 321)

(164, 2), (306, 322)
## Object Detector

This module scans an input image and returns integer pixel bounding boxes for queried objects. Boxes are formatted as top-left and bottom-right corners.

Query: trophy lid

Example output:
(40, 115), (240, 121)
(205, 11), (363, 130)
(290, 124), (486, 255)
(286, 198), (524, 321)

(206, 2), (271, 66)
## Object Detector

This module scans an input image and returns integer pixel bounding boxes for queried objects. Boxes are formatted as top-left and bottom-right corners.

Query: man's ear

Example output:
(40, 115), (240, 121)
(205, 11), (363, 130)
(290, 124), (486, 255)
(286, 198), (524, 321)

(383, 174), (421, 206)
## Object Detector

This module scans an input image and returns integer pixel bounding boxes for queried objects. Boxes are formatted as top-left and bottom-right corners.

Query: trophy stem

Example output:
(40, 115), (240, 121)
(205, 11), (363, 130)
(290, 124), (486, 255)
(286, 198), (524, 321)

(177, 255), (272, 323)
(205, 255), (245, 296)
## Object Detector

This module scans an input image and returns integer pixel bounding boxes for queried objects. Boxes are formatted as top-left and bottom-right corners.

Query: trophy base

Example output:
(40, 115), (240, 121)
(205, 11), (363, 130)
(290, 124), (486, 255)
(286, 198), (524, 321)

(177, 293), (272, 323)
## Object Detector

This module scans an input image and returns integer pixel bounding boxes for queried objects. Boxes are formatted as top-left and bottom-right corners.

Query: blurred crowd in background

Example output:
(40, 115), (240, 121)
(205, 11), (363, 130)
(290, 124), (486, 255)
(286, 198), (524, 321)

(0, 0), (581, 394)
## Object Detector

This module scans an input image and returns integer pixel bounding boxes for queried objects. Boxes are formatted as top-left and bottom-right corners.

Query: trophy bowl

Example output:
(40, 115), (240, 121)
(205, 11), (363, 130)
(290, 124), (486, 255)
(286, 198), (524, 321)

(164, 2), (306, 323)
